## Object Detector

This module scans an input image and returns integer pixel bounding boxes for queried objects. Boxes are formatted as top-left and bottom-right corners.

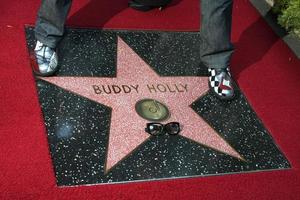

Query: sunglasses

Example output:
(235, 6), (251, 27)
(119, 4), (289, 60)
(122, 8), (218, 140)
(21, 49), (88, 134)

(145, 122), (181, 136)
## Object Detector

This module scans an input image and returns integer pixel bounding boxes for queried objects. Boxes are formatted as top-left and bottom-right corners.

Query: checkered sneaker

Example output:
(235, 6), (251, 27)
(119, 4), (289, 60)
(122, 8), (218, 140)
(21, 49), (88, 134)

(208, 67), (235, 100)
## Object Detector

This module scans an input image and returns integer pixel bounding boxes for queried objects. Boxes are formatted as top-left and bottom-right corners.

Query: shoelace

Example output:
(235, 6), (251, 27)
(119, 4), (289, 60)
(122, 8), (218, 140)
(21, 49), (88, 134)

(35, 44), (54, 65)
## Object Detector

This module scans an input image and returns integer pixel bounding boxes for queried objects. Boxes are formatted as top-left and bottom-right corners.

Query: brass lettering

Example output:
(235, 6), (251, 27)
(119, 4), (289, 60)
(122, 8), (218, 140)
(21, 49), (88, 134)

(147, 84), (157, 93)
(157, 84), (167, 92)
(131, 85), (139, 93)
(112, 85), (121, 94)
(92, 85), (102, 94)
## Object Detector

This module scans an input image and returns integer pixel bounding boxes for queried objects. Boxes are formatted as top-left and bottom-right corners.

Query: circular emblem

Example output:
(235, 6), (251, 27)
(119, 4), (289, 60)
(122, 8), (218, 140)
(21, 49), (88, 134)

(135, 99), (170, 122)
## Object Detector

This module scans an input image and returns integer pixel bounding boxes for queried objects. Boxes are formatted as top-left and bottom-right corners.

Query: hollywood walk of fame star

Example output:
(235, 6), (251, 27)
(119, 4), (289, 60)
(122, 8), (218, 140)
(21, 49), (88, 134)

(39, 36), (242, 173)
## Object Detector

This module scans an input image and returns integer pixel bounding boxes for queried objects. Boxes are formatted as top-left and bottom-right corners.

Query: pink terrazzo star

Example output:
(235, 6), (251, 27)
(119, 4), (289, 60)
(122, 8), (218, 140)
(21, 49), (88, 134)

(40, 37), (242, 173)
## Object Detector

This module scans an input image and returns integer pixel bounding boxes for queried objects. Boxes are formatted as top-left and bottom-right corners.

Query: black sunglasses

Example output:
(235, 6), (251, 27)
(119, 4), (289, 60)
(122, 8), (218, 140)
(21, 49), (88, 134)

(145, 122), (181, 136)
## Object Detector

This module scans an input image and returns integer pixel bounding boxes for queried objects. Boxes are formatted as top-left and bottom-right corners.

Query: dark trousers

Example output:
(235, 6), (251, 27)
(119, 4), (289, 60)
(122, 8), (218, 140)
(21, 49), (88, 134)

(35, 0), (234, 69)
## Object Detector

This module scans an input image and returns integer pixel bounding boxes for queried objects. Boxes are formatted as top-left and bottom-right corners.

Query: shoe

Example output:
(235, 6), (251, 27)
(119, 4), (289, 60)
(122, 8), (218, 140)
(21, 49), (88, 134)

(208, 67), (235, 100)
(128, 0), (165, 11)
(33, 41), (58, 76)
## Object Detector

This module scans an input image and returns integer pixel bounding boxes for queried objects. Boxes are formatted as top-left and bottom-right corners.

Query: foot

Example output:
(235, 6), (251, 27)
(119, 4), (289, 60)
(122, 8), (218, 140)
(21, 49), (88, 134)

(208, 67), (235, 100)
(33, 41), (58, 76)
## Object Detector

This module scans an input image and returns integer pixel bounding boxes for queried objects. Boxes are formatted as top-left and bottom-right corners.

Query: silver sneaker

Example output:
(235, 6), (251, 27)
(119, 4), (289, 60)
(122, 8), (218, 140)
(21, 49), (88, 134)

(33, 41), (58, 76)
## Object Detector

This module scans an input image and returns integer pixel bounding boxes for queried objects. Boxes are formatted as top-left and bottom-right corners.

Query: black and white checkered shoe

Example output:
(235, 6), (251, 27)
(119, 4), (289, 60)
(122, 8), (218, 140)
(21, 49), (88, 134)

(208, 67), (235, 100)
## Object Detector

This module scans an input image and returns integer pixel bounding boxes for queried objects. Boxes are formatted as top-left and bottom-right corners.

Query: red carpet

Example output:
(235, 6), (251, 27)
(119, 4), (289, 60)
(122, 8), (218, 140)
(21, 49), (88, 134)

(0, 0), (299, 199)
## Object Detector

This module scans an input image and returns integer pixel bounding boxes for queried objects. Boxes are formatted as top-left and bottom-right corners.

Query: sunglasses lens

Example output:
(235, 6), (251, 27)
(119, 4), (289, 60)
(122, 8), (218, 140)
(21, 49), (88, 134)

(146, 123), (163, 136)
(165, 122), (180, 135)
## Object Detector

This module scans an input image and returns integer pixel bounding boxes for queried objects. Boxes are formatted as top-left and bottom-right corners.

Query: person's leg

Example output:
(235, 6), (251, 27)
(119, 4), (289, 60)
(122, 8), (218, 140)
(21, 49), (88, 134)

(35, 0), (72, 48)
(33, 0), (72, 76)
(200, 0), (234, 69)
(200, 0), (235, 100)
